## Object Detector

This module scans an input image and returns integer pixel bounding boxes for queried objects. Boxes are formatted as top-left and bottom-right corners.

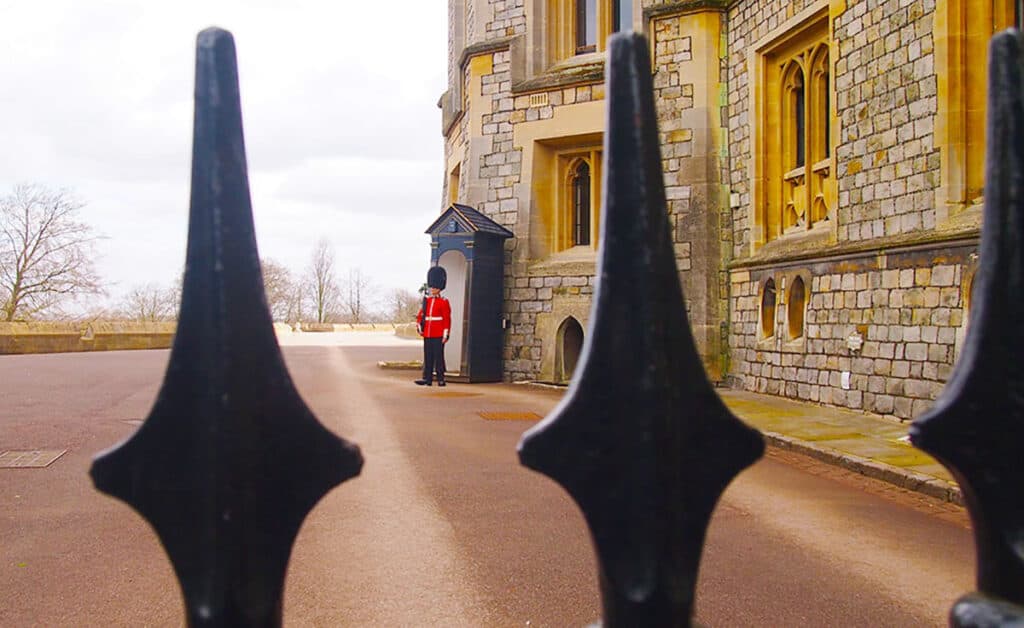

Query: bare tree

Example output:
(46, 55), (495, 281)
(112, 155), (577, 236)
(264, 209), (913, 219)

(388, 288), (421, 323)
(306, 239), (339, 324)
(261, 258), (303, 323)
(340, 267), (377, 324)
(286, 282), (306, 325)
(0, 183), (103, 321)
(119, 282), (180, 322)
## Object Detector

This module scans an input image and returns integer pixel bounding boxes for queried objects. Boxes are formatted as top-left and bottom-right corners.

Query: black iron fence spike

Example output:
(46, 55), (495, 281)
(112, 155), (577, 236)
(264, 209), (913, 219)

(90, 27), (362, 627)
(518, 32), (764, 626)
(909, 28), (1024, 625)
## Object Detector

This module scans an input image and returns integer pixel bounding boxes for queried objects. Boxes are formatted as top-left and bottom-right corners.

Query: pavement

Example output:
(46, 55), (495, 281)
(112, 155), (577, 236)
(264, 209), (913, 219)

(714, 388), (961, 505)
(1, 339), (969, 625)
(288, 330), (963, 506)
(519, 382), (962, 506)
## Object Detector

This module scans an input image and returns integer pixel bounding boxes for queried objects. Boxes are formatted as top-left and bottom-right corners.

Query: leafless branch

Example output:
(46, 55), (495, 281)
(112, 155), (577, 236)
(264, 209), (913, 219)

(0, 183), (104, 321)
(118, 281), (180, 322)
(261, 257), (304, 323)
(340, 267), (378, 324)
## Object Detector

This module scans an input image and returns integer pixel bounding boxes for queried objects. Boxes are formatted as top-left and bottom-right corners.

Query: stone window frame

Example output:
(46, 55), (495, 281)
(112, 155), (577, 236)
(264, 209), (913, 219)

(575, 0), (599, 54)
(758, 277), (777, 343)
(787, 275), (808, 341)
(520, 0), (640, 82)
(548, 0), (635, 62)
(780, 46), (830, 235)
(954, 256), (979, 362)
(521, 118), (606, 264)
(749, 2), (837, 253)
(569, 159), (593, 246)
(934, 1), (1017, 226)
(555, 146), (603, 253)
(555, 315), (585, 383)
(779, 270), (811, 353)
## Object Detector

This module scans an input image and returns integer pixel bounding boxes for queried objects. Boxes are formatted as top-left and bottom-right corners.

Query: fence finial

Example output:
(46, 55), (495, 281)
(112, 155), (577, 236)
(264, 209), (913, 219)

(90, 28), (363, 626)
(518, 32), (764, 626)
(910, 28), (1024, 626)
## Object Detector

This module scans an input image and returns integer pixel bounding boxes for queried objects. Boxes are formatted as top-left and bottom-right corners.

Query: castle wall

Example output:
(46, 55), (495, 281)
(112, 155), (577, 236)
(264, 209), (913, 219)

(444, 0), (733, 382)
(444, 0), (994, 420)
(724, 0), (989, 419)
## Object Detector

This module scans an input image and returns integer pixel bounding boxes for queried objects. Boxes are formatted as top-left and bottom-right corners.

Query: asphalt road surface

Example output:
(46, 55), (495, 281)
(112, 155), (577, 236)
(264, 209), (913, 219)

(1, 336), (974, 626)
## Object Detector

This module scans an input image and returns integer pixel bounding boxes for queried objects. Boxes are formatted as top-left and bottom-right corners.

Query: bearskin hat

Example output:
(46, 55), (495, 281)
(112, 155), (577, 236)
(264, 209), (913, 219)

(427, 265), (447, 290)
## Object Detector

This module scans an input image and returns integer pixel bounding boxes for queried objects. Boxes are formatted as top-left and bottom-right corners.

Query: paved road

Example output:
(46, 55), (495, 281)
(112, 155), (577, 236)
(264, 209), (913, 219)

(1, 337), (974, 626)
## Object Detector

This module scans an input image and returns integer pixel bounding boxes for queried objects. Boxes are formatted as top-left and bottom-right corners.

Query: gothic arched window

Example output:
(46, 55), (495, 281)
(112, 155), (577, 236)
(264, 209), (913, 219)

(788, 276), (806, 340)
(572, 160), (592, 246)
(757, 21), (833, 245)
(761, 278), (777, 339)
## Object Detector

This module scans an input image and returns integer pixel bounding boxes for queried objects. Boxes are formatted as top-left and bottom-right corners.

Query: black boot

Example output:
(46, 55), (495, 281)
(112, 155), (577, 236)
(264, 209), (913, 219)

(415, 379), (432, 386)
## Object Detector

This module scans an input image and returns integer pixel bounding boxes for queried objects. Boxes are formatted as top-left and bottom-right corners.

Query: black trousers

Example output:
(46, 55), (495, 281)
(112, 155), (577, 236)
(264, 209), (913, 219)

(422, 337), (446, 382)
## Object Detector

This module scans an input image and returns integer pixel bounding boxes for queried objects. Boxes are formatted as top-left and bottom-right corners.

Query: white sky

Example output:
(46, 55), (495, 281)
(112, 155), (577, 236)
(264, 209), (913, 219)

(0, 1), (449, 310)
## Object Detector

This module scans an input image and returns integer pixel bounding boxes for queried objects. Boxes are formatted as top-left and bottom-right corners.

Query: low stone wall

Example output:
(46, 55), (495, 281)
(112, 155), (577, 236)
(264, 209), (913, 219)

(292, 322), (409, 333)
(1, 321), (420, 355)
(393, 322), (419, 340)
(275, 321), (420, 340)
(0, 322), (177, 355)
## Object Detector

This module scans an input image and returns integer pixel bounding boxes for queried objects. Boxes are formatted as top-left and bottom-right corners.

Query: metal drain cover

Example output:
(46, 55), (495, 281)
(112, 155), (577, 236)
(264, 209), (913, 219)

(0, 449), (68, 468)
(478, 411), (543, 421)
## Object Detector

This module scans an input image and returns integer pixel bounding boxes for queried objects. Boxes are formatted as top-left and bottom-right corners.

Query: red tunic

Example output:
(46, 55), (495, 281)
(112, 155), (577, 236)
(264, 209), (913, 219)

(416, 296), (452, 339)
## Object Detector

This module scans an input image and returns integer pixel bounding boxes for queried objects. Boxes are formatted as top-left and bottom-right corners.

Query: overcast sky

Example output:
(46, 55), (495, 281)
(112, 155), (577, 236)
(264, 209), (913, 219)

(0, 1), (449, 311)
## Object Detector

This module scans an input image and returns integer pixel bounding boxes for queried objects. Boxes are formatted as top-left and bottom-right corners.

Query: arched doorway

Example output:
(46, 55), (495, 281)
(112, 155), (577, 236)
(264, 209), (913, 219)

(555, 316), (584, 384)
(437, 249), (468, 376)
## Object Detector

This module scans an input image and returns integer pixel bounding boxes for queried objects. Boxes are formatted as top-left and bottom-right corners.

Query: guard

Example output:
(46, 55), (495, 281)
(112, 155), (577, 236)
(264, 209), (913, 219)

(415, 266), (451, 386)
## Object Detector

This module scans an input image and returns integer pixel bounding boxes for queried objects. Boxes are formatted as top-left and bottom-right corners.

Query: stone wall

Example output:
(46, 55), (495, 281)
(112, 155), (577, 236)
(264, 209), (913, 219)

(650, 7), (730, 379)
(833, 0), (939, 241)
(466, 0), (477, 45)
(0, 321), (176, 355)
(480, 49), (521, 228)
(722, 0), (977, 419)
(441, 0), (993, 423)
(505, 265), (596, 382)
(653, 16), (697, 275)
(729, 244), (974, 420)
(486, 0), (526, 39)
(447, 44), (604, 382)
(444, 1), (734, 382)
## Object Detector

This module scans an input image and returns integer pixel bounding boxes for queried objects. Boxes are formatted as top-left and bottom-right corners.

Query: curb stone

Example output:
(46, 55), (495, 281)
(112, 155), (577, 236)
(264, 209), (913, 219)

(763, 432), (963, 506)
